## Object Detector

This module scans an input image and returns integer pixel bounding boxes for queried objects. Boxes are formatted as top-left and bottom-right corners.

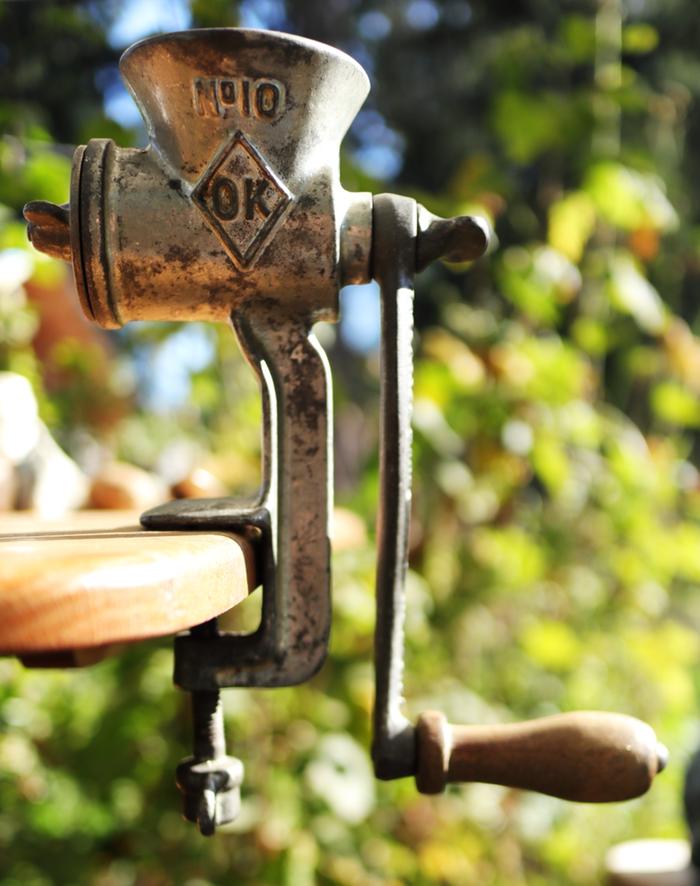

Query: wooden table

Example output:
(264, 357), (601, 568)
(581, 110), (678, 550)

(0, 511), (256, 662)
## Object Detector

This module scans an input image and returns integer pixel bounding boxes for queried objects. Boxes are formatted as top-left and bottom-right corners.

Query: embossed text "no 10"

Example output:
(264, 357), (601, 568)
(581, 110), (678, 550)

(193, 77), (286, 120)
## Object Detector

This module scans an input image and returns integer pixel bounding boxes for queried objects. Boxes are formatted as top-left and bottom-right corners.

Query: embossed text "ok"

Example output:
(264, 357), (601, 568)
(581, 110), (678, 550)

(211, 177), (271, 221)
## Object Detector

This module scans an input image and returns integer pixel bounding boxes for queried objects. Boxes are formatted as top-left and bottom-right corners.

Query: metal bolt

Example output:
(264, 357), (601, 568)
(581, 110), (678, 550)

(176, 690), (244, 836)
(176, 623), (244, 836)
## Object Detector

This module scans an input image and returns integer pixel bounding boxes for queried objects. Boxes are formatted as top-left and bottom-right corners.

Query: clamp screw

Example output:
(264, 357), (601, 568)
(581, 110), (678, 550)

(176, 689), (244, 836)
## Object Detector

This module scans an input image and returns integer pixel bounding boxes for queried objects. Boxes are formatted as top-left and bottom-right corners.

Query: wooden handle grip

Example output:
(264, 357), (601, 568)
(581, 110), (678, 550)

(415, 710), (667, 802)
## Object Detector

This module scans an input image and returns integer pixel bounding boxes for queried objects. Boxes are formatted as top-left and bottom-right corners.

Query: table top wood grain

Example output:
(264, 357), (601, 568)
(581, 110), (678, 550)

(0, 511), (256, 655)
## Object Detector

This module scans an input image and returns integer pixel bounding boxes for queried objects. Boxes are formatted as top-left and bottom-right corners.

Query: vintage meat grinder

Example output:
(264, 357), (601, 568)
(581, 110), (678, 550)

(24, 28), (666, 836)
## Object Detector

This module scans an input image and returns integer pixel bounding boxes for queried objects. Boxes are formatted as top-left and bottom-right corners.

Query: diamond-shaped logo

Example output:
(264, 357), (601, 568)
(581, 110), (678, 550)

(192, 131), (293, 269)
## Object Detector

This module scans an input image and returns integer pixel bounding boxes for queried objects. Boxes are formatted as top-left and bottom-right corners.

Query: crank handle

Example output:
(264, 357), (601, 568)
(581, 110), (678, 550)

(415, 710), (667, 802)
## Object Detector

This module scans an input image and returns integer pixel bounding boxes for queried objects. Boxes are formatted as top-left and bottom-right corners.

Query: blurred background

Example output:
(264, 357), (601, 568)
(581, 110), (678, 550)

(1, 0), (700, 883)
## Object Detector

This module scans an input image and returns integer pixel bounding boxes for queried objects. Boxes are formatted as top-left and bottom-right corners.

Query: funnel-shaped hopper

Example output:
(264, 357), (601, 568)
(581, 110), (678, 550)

(119, 28), (370, 181)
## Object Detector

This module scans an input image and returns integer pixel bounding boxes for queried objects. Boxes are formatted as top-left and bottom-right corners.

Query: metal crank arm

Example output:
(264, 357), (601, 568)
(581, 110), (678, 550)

(372, 193), (418, 778)
(370, 193), (668, 802)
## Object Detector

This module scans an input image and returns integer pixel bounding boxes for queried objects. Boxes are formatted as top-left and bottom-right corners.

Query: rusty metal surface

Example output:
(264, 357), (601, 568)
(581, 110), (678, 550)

(72, 29), (372, 325)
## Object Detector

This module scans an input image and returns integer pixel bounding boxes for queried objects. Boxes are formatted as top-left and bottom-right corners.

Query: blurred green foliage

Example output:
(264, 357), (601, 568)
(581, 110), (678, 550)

(3, 0), (700, 883)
